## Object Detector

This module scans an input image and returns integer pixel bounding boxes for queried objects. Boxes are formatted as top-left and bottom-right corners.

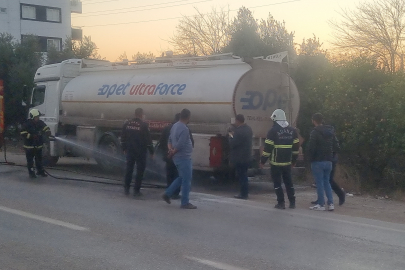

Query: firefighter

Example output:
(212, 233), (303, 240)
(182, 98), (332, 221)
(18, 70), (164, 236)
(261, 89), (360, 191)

(121, 108), (154, 197)
(260, 109), (300, 209)
(20, 109), (51, 178)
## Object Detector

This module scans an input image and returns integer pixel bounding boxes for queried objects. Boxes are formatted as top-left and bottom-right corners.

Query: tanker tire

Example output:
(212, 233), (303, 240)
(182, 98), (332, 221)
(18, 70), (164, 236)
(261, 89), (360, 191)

(42, 142), (59, 167)
(95, 134), (124, 171)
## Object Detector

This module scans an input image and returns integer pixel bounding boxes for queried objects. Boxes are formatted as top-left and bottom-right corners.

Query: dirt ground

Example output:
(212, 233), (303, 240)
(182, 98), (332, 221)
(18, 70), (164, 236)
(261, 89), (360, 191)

(2, 143), (405, 225)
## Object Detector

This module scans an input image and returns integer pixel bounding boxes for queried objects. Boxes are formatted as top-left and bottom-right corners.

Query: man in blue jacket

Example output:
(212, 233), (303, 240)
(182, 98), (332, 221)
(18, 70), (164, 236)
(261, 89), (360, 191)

(162, 109), (197, 209)
(229, 114), (253, 200)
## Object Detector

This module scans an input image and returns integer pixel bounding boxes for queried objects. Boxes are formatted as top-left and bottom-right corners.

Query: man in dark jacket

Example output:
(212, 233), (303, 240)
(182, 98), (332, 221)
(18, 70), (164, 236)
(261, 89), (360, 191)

(20, 109), (51, 178)
(158, 113), (181, 199)
(229, 114), (253, 200)
(260, 109), (299, 209)
(307, 113), (340, 211)
(121, 108), (154, 196)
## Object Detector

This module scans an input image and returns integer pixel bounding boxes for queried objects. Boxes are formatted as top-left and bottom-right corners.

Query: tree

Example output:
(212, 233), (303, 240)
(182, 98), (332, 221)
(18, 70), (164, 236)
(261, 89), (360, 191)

(132, 52), (155, 64)
(297, 35), (326, 56)
(259, 14), (295, 56)
(47, 36), (102, 64)
(224, 7), (266, 57)
(330, 0), (405, 72)
(0, 34), (42, 125)
(169, 7), (231, 55)
(225, 7), (295, 58)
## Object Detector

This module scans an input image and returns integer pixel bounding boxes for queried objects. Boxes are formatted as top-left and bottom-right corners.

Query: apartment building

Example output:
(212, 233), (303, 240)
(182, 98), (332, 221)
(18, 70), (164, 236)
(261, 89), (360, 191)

(0, 0), (82, 52)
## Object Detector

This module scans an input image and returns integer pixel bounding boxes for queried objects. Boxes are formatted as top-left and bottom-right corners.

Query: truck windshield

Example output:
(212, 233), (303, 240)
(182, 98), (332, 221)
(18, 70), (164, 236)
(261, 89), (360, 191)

(32, 85), (46, 107)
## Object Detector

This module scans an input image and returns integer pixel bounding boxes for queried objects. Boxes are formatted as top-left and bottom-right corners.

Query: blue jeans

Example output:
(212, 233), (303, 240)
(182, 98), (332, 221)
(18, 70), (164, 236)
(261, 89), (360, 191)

(165, 158), (192, 206)
(311, 161), (333, 206)
(235, 162), (249, 198)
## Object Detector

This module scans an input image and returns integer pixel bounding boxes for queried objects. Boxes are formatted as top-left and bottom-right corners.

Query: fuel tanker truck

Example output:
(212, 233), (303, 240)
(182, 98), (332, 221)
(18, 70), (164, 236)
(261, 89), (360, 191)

(28, 53), (299, 174)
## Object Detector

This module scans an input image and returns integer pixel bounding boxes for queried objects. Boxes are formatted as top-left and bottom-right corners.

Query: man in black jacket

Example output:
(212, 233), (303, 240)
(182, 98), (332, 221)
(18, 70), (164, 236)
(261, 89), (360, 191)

(20, 109), (51, 178)
(121, 108), (154, 196)
(260, 109), (299, 209)
(307, 113), (340, 211)
(229, 114), (253, 199)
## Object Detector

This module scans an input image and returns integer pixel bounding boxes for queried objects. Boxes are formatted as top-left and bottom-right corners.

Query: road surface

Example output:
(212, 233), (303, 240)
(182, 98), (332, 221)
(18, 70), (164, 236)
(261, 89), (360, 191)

(1, 164), (405, 270)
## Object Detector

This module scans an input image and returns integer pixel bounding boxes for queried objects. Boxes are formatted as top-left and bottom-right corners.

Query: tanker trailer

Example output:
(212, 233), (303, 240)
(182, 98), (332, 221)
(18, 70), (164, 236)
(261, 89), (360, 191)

(29, 54), (299, 174)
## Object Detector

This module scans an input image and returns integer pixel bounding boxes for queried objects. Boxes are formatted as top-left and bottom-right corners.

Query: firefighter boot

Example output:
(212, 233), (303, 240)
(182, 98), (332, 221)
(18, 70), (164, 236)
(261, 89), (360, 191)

(28, 168), (37, 178)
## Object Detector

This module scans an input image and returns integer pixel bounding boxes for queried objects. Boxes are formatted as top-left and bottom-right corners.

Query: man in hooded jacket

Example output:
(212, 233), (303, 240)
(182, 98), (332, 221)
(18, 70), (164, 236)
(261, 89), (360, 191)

(307, 113), (340, 211)
(260, 109), (299, 209)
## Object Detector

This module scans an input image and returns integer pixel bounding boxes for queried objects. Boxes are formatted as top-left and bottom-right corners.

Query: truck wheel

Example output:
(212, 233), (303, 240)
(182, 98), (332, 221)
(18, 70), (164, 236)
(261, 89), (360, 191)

(96, 134), (123, 171)
(42, 142), (59, 167)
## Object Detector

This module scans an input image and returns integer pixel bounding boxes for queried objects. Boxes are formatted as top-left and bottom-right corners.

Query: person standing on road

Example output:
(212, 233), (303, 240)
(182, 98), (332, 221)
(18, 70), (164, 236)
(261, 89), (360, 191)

(20, 109), (51, 178)
(307, 113), (339, 211)
(162, 109), (197, 209)
(229, 114), (253, 200)
(260, 109), (299, 209)
(311, 153), (345, 206)
(121, 108), (154, 197)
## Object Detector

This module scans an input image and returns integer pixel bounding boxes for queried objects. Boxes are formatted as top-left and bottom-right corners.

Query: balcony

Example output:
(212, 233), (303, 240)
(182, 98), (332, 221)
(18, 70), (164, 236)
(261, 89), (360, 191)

(70, 0), (82, 14)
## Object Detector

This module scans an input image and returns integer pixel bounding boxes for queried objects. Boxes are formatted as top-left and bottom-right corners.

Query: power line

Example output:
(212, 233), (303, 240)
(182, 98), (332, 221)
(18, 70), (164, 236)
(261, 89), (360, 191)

(73, 0), (195, 16)
(74, 0), (211, 18)
(81, 0), (301, 28)
(82, 0), (120, 5)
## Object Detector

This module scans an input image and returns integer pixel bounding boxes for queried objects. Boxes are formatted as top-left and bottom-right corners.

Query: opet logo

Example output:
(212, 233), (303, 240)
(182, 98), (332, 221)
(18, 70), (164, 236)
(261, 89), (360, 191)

(240, 89), (287, 111)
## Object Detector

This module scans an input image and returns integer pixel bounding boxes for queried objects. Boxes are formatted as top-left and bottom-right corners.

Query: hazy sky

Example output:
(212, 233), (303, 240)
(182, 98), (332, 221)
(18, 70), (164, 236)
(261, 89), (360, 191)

(72, 0), (361, 61)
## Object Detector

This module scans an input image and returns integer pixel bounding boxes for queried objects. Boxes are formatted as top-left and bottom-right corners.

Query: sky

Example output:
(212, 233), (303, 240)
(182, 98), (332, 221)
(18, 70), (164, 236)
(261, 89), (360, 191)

(72, 0), (362, 61)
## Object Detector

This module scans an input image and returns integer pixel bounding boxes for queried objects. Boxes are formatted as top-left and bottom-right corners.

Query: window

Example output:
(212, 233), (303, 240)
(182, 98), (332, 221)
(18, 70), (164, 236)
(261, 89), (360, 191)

(22, 5), (36, 19)
(46, 8), (60, 22)
(32, 85), (46, 107)
(47, 39), (61, 51)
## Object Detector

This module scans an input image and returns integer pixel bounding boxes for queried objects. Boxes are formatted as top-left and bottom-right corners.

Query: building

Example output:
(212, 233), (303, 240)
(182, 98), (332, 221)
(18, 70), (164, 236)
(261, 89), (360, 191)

(0, 0), (82, 52)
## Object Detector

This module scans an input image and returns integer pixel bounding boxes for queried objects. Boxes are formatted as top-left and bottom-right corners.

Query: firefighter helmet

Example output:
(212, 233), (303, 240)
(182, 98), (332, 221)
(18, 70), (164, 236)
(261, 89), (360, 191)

(29, 109), (41, 119)
(270, 109), (286, 121)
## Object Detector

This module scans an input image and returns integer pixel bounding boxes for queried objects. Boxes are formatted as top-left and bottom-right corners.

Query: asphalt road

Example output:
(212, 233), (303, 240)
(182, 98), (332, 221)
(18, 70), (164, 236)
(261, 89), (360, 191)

(1, 164), (405, 270)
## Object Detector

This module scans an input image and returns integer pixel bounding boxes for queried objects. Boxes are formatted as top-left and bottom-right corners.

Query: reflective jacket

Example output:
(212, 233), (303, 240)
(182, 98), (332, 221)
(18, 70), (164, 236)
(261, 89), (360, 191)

(20, 119), (50, 149)
(260, 122), (299, 166)
(121, 118), (154, 155)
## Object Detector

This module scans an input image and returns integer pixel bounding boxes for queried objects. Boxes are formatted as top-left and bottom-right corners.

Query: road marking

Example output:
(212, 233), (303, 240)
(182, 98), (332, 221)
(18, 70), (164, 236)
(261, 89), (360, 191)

(197, 194), (405, 234)
(186, 256), (250, 270)
(0, 205), (89, 232)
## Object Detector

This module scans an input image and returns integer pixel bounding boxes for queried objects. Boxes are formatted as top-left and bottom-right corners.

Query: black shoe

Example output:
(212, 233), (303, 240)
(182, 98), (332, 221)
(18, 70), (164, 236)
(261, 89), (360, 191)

(275, 203), (285, 209)
(311, 200), (318, 205)
(37, 172), (47, 177)
(29, 173), (37, 178)
(162, 193), (171, 204)
(171, 194), (181, 200)
(339, 193), (346, 206)
(124, 188), (130, 196)
(234, 195), (248, 200)
(180, 203), (197, 209)
(133, 191), (143, 197)
(289, 202), (296, 209)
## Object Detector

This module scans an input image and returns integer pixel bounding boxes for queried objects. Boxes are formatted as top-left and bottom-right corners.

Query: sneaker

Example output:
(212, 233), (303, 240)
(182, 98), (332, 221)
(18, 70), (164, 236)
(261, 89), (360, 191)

(309, 204), (325, 211)
(162, 193), (171, 204)
(29, 173), (37, 178)
(289, 202), (296, 209)
(310, 200), (318, 205)
(339, 193), (346, 206)
(37, 172), (47, 177)
(171, 194), (181, 200)
(275, 203), (286, 209)
(234, 194), (248, 200)
(328, 204), (335, 211)
(180, 203), (197, 209)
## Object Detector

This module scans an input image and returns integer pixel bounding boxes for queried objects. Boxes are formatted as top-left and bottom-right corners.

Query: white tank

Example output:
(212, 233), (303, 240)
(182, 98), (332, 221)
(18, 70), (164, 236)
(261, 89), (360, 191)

(61, 58), (299, 138)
